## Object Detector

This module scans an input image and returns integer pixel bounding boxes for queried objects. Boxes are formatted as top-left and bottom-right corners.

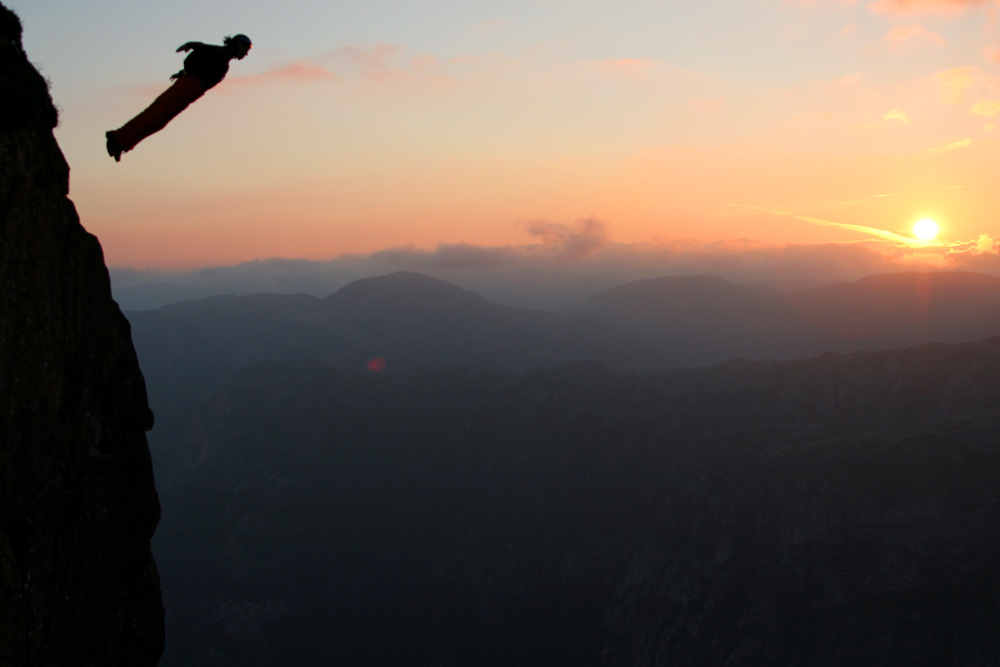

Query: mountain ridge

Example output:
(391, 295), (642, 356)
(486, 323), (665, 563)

(129, 269), (1000, 385)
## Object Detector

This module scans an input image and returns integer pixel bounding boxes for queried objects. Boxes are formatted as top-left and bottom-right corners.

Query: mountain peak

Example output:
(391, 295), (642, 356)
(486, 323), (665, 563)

(326, 271), (500, 314)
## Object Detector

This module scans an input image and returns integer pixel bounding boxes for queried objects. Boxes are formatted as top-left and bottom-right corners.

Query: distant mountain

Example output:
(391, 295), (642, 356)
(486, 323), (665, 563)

(130, 271), (1000, 394)
(325, 270), (501, 315)
(112, 281), (210, 311)
(154, 337), (1000, 666)
(787, 271), (1000, 347)
(130, 269), (1000, 482)
(127, 271), (673, 407)
(568, 271), (1000, 365)
(565, 275), (813, 365)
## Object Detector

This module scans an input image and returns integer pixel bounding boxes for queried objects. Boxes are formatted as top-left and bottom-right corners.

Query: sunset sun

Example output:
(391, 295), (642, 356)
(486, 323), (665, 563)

(913, 218), (939, 241)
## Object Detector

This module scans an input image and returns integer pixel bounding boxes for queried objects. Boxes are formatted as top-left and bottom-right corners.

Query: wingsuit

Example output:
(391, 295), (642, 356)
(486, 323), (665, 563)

(106, 34), (251, 161)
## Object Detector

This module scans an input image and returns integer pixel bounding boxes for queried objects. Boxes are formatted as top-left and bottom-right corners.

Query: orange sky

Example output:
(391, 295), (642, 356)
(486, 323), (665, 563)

(14, 0), (1000, 274)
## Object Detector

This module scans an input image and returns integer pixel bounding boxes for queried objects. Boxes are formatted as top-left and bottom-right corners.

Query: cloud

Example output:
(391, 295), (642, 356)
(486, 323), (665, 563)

(689, 97), (725, 111)
(226, 62), (340, 87)
(935, 66), (981, 102)
(220, 46), (462, 91)
(729, 207), (1000, 278)
(330, 43), (405, 77)
(831, 72), (864, 88)
(371, 243), (528, 269)
(972, 99), (1000, 115)
(735, 204), (925, 244)
(928, 137), (973, 152)
(836, 24), (862, 39)
(869, 0), (989, 15)
(110, 220), (1000, 313)
(325, 43), (457, 89)
(885, 24), (947, 49)
(883, 107), (911, 123)
(947, 234), (999, 256)
(524, 219), (609, 260)
(593, 58), (656, 78)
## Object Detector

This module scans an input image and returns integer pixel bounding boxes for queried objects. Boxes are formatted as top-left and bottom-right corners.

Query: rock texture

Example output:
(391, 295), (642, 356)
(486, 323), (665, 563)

(0, 5), (164, 665)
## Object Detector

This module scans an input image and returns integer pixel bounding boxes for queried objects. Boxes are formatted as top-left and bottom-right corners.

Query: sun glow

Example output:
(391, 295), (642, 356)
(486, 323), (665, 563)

(913, 218), (939, 241)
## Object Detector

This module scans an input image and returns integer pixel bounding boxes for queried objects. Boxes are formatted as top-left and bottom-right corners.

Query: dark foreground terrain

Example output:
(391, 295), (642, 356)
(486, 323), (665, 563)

(151, 338), (1000, 666)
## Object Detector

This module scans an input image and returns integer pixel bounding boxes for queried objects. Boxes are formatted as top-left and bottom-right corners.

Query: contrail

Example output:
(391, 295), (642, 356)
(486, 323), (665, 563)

(731, 204), (929, 246)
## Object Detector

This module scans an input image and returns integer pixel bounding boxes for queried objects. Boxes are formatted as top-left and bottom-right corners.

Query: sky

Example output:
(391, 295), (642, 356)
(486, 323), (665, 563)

(11, 0), (1000, 301)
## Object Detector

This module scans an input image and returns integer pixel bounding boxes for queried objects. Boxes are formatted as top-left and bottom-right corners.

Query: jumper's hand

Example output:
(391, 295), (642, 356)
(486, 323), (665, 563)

(176, 42), (197, 53)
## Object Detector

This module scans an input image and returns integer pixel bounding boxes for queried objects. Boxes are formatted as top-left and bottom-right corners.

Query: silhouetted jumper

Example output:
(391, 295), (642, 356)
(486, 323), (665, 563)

(106, 34), (251, 162)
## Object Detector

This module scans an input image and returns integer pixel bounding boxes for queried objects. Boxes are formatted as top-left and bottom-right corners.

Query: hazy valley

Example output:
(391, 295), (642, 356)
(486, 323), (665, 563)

(128, 269), (1000, 665)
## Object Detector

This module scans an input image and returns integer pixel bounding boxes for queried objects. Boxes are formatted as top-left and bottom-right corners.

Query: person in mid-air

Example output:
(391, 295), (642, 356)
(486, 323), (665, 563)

(106, 34), (252, 162)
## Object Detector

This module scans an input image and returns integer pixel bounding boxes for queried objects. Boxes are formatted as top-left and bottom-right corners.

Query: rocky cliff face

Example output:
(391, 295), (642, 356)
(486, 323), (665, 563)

(0, 5), (164, 665)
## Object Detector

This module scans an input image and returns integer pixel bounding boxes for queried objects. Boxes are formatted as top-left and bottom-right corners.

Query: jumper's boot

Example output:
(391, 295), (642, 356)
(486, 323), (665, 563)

(105, 131), (122, 162)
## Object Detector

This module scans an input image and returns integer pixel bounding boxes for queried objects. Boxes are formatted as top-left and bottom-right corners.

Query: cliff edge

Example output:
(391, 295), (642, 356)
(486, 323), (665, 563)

(0, 5), (164, 665)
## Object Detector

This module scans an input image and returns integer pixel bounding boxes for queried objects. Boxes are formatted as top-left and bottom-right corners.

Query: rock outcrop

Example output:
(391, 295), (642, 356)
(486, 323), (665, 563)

(0, 4), (164, 665)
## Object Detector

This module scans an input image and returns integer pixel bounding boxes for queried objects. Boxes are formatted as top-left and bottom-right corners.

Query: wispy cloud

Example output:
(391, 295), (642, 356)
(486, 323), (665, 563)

(368, 220), (609, 268)
(946, 234), (999, 256)
(593, 58), (657, 78)
(735, 204), (926, 245)
(325, 43), (458, 89)
(111, 230), (1000, 312)
(830, 72), (864, 88)
(854, 107), (912, 128)
(728, 202), (999, 275)
(885, 24), (947, 49)
(935, 66), (982, 102)
(689, 97), (726, 111)
(329, 43), (405, 80)
(972, 99), (1000, 116)
(226, 62), (340, 87)
(928, 137), (973, 153)
(785, 0), (862, 6)
(883, 107), (911, 123)
(869, 0), (989, 16)
(371, 243), (528, 269)
(524, 219), (609, 260)
(835, 24), (862, 39)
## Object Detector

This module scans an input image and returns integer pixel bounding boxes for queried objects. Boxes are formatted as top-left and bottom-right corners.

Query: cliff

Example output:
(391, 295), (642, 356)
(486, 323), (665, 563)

(0, 5), (164, 665)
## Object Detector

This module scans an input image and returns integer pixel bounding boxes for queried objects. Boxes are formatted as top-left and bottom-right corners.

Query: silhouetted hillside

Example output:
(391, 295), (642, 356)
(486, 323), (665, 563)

(154, 338), (1000, 666)
(788, 271), (1000, 347)
(568, 271), (1000, 365)
(566, 275), (813, 364)
(132, 271), (1000, 404)
(326, 270), (501, 315)
(127, 271), (672, 405)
